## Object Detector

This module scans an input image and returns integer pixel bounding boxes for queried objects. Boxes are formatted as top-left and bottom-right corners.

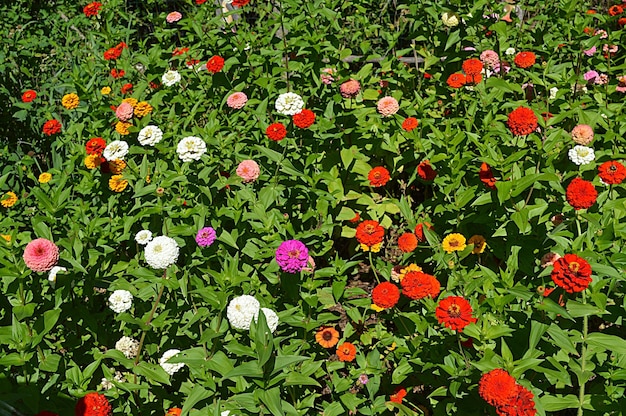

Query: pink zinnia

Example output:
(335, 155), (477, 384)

(226, 92), (248, 109)
(340, 79), (360, 98)
(377, 96), (399, 117)
(166, 11), (182, 23)
(321, 68), (335, 85)
(23, 238), (59, 272)
(480, 50), (500, 69)
(583, 46), (596, 56)
(275, 240), (308, 273)
(195, 227), (216, 247)
(583, 70), (599, 82)
(115, 101), (134, 121)
(571, 124), (594, 145)
(236, 159), (260, 183)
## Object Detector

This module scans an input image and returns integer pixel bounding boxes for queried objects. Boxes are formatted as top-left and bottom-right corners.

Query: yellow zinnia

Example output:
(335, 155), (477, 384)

(61, 93), (80, 109)
(1, 192), (18, 208)
(101, 86), (111, 95)
(115, 121), (131, 135)
(134, 101), (153, 118)
(38, 172), (52, 183)
(442, 233), (466, 253)
(122, 97), (138, 107)
(1, 234), (11, 243)
(468, 235), (487, 254)
(109, 175), (128, 192)
(84, 154), (102, 169)
(108, 159), (127, 174)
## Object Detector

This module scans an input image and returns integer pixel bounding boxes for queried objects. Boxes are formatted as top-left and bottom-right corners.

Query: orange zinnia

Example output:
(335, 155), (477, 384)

(397, 232), (418, 253)
(336, 342), (357, 362)
(355, 220), (385, 247)
(315, 327), (339, 348)
(166, 408), (182, 416)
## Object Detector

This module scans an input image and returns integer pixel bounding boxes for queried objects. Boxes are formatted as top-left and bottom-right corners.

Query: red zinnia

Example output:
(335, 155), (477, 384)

(389, 387), (407, 403)
(435, 296), (476, 331)
(372, 282), (400, 309)
(598, 161), (626, 185)
(397, 232), (418, 253)
(85, 138), (106, 155)
(172, 47), (189, 56)
(401, 117), (418, 131)
(478, 369), (518, 407)
(514, 51), (536, 68)
(121, 83), (133, 94)
(232, 0), (250, 7)
(609, 5), (623, 16)
(206, 55), (225, 74)
(479, 162), (496, 189)
(266, 123), (287, 141)
(414, 222), (433, 243)
(83, 2), (102, 17)
(22, 89), (37, 102)
(103, 42), (126, 61)
(336, 342), (357, 362)
(462, 58), (483, 76)
(401, 271), (440, 300)
(551, 253), (592, 293)
(293, 109), (315, 128)
(355, 220), (384, 247)
(368, 166), (391, 187)
(566, 177), (597, 210)
(507, 106), (538, 136)
(42, 120), (61, 136)
(74, 392), (112, 416)
(496, 384), (537, 416)
(466, 73), (482, 85)
(110, 69), (125, 79)
(417, 160), (437, 181)
(446, 73), (466, 88)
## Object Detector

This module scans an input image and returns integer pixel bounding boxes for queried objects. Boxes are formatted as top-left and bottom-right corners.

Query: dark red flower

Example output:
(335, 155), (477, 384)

(42, 120), (62, 136)
(266, 123), (287, 141)
(86, 138), (106, 155)
(479, 162), (496, 189)
(598, 161), (626, 185)
(22, 89), (37, 102)
(435, 296), (476, 331)
(206, 55), (225, 74)
(196, 0), (207, 4)
(401, 271), (440, 300)
(110, 68), (125, 79)
(293, 109), (315, 128)
(83, 2), (102, 17)
(478, 369), (518, 407)
(551, 253), (592, 293)
(566, 177), (597, 210)
(401, 117), (418, 131)
(74, 392), (112, 416)
(417, 160), (437, 181)
(372, 282), (400, 309)
(368, 166), (390, 187)
(507, 106), (538, 136)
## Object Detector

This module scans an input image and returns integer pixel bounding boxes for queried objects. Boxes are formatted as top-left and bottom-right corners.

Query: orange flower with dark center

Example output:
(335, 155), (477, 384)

(446, 73), (466, 88)
(315, 327), (339, 348)
(551, 253), (592, 293)
(336, 342), (357, 362)
(478, 369), (518, 407)
(435, 296), (476, 331)
(368, 166), (391, 187)
(397, 232), (418, 252)
(355, 220), (384, 247)
(371, 281), (400, 309)
(514, 51), (536, 68)
(609, 5), (623, 16)
(462, 58), (484, 76)
(479, 162), (496, 189)
(401, 271), (440, 300)
(598, 161), (626, 185)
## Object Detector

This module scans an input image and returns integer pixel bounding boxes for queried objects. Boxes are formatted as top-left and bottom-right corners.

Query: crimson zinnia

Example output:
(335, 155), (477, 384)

(566, 177), (597, 210)
(507, 107), (538, 136)
(551, 253), (592, 293)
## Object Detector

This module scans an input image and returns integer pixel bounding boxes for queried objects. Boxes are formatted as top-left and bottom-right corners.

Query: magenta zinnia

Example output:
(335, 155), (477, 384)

(275, 240), (308, 273)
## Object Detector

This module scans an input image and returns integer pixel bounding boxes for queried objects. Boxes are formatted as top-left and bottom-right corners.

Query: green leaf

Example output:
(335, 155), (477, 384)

(284, 373), (320, 387)
(133, 362), (171, 385)
(586, 333), (626, 354)
(258, 387), (285, 416)
(181, 385), (211, 416)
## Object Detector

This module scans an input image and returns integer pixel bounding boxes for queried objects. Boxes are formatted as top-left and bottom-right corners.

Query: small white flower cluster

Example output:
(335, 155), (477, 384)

(274, 92), (304, 116)
(568, 145), (595, 165)
(48, 265), (67, 283)
(227, 295), (279, 332)
(109, 289), (133, 313)
(100, 371), (124, 390)
(162, 70), (181, 87)
(138, 125), (163, 146)
(549, 87), (558, 100)
(144, 235), (179, 269)
(177, 136), (207, 162)
(159, 348), (185, 376)
(115, 336), (139, 359)
(103, 140), (129, 161)
(441, 11), (460, 27)
(135, 230), (152, 245)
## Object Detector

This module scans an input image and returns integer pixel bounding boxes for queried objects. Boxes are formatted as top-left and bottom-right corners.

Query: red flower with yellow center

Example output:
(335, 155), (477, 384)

(355, 220), (384, 247)
(372, 281), (400, 309)
(551, 253), (592, 293)
(266, 123), (287, 141)
(368, 166), (390, 187)
(435, 296), (476, 331)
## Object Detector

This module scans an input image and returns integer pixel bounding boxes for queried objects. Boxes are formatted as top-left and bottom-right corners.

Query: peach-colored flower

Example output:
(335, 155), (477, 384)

(23, 238), (59, 272)
(340, 79), (360, 98)
(115, 101), (134, 121)
(236, 160), (260, 183)
(166, 11), (182, 23)
(571, 124), (594, 145)
(377, 96), (399, 117)
(227, 92), (248, 109)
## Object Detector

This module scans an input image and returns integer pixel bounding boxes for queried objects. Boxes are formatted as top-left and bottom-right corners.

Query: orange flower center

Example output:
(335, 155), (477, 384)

(447, 303), (461, 317)
(288, 249), (300, 258)
(569, 261), (580, 273)
(364, 224), (375, 234)
(449, 239), (459, 248)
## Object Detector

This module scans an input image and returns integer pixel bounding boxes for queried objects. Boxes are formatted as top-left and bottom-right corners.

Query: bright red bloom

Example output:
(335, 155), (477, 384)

(478, 369), (518, 407)
(402, 117), (419, 131)
(83, 2), (102, 17)
(266, 123), (287, 141)
(566, 177), (597, 210)
(507, 106), (538, 136)
(86, 138), (106, 155)
(417, 160), (437, 181)
(196, 0), (207, 4)
(103, 42), (126, 61)
(609, 5), (623, 16)
(336, 342), (357, 362)
(446, 73), (466, 88)
(349, 212), (360, 223)
(479, 162), (496, 189)
(414, 222), (432, 243)
(462, 58), (483, 76)
(397, 232), (418, 253)
(466, 73), (482, 85)
(232, 0), (250, 7)
(435, 296), (476, 331)
(110, 69), (125, 79)
(172, 47), (189, 56)
(293, 109), (315, 128)
(496, 384), (537, 416)
(74, 392), (112, 416)
(121, 83), (133, 94)
(206, 56), (225, 74)
(514, 51), (536, 68)
(372, 282), (400, 309)
(401, 271), (440, 300)
(390, 387), (407, 403)
(368, 166), (391, 187)
(619, 17), (626, 26)
(551, 253), (592, 293)
(22, 89), (37, 102)
(598, 161), (626, 185)
(42, 120), (61, 136)
(165, 408), (182, 416)
(355, 220), (384, 247)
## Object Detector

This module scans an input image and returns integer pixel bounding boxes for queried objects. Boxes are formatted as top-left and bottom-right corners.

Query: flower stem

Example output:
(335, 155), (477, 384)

(368, 251), (380, 284)
(577, 290), (588, 416)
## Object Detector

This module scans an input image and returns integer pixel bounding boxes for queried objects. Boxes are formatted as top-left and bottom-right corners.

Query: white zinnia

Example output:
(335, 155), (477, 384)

(109, 290), (133, 313)
(135, 230), (153, 245)
(144, 236), (179, 269)
(159, 349), (185, 375)
(259, 308), (279, 333)
(505, 47), (516, 56)
(115, 336), (139, 359)
(274, 92), (304, 116)
(162, 70), (181, 87)
(441, 11), (460, 27)
(568, 145), (595, 165)
(48, 266), (67, 283)
(103, 140), (129, 161)
(549, 87), (558, 100)
(177, 136), (207, 162)
(138, 125), (163, 146)
(227, 295), (260, 330)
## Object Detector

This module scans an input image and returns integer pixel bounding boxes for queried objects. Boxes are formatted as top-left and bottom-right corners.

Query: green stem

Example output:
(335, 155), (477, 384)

(368, 251), (380, 283)
(578, 290), (588, 416)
